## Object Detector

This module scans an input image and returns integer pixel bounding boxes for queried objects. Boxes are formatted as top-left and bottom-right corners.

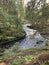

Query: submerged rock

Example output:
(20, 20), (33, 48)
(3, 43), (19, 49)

(36, 40), (44, 44)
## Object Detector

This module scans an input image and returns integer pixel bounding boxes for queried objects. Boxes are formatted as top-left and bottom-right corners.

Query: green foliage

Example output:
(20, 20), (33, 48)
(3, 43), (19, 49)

(0, 0), (25, 42)
(0, 42), (19, 61)
(11, 59), (23, 65)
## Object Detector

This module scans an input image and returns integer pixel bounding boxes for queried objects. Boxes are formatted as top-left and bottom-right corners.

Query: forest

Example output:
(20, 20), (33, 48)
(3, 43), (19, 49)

(0, 0), (49, 65)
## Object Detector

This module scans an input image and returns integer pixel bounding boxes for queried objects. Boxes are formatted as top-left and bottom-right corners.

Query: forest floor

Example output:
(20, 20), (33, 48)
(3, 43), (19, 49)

(0, 46), (49, 65)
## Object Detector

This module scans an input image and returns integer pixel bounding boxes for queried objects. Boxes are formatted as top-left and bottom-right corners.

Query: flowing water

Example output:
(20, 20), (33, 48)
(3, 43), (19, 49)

(18, 24), (47, 49)
(1, 23), (48, 55)
(4, 24), (47, 50)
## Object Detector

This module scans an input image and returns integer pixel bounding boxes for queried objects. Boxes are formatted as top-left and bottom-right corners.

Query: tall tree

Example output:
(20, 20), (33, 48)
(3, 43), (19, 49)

(17, 0), (25, 22)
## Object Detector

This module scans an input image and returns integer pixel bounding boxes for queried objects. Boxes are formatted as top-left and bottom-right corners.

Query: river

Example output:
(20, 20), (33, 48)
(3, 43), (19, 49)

(4, 24), (47, 50)
(18, 24), (47, 49)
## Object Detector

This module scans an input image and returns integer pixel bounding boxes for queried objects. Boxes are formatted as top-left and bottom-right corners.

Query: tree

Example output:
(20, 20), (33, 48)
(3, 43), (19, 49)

(0, 0), (25, 43)
(17, 0), (25, 23)
(26, 0), (49, 39)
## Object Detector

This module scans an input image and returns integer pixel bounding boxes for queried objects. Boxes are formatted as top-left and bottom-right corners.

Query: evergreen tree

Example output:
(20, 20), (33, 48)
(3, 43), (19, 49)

(0, 0), (25, 43)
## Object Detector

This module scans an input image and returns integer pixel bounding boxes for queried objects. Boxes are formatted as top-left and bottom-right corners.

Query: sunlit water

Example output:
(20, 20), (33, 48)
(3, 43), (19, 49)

(18, 24), (47, 49)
